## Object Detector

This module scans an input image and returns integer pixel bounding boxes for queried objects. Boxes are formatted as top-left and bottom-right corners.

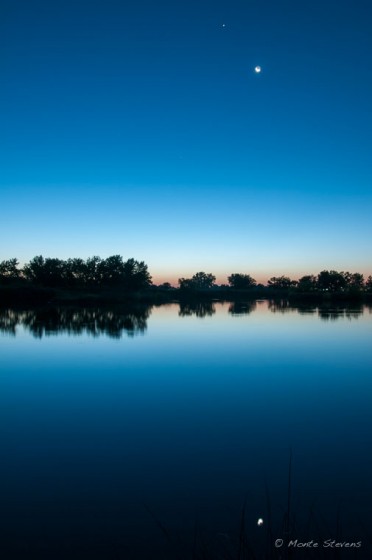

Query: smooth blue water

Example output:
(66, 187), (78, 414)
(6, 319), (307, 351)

(1, 302), (371, 559)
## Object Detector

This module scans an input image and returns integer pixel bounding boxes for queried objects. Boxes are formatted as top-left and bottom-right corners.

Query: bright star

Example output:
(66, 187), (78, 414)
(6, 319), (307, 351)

(254, 66), (262, 73)
(257, 518), (264, 526)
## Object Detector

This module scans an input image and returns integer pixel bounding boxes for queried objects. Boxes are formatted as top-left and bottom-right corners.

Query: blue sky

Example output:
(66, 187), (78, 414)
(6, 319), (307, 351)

(1, 0), (371, 284)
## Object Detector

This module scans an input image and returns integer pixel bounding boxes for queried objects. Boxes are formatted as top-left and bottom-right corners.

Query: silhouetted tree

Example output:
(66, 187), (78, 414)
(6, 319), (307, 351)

(97, 255), (125, 286)
(228, 273), (257, 289)
(23, 256), (67, 286)
(267, 276), (297, 290)
(179, 272), (216, 290)
(192, 272), (216, 289)
(20, 254), (152, 290)
(158, 282), (173, 290)
(365, 276), (372, 293)
(84, 256), (103, 285)
(296, 275), (317, 292)
(317, 270), (346, 292)
(120, 258), (152, 290)
(65, 258), (87, 285)
(22, 256), (44, 283)
(343, 272), (364, 293)
(178, 278), (194, 290)
(0, 258), (20, 281)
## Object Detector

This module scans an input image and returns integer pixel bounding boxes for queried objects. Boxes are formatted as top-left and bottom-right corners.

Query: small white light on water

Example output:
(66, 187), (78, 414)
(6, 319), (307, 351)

(257, 518), (264, 526)
(254, 66), (262, 73)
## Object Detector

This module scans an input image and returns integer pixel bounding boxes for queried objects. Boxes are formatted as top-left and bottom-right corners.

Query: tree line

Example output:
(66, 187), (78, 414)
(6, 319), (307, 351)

(0, 256), (151, 291)
(1, 257), (371, 294)
(177, 270), (372, 294)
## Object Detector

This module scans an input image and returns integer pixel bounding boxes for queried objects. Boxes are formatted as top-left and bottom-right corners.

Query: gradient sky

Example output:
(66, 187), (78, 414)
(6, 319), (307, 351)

(1, 0), (371, 284)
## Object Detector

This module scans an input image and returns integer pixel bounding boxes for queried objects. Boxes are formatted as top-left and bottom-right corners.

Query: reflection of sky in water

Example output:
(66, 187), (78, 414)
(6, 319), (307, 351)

(0, 302), (371, 557)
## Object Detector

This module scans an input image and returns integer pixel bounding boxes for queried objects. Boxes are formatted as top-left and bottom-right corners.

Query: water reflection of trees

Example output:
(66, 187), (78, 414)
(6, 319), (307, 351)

(268, 299), (365, 321)
(228, 301), (257, 315)
(318, 307), (364, 321)
(0, 306), (152, 338)
(0, 308), (18, 336)
(268, 299), (296, 313)
(1, 301), (369, 337)
(178, 301), (216, 318)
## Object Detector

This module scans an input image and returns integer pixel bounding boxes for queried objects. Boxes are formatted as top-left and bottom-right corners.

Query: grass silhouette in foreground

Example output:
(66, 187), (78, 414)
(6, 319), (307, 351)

(143, 450), (368, 560)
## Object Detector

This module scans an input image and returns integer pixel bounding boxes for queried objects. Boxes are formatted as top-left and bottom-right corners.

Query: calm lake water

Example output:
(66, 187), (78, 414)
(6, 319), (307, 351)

(1, 301), (372, 559)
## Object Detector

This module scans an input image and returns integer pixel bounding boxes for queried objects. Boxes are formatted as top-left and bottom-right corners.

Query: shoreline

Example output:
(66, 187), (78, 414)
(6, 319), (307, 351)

(1, 284), (371, 307)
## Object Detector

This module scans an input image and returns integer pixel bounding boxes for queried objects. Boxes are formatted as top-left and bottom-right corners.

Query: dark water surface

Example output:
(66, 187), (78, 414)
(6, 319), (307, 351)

(1, 302), (372, 559)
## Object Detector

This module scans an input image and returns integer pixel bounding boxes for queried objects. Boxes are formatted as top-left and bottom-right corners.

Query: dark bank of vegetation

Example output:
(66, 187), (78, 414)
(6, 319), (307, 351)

(0, 256), (372, 305)
(0, 255), (153, 305)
